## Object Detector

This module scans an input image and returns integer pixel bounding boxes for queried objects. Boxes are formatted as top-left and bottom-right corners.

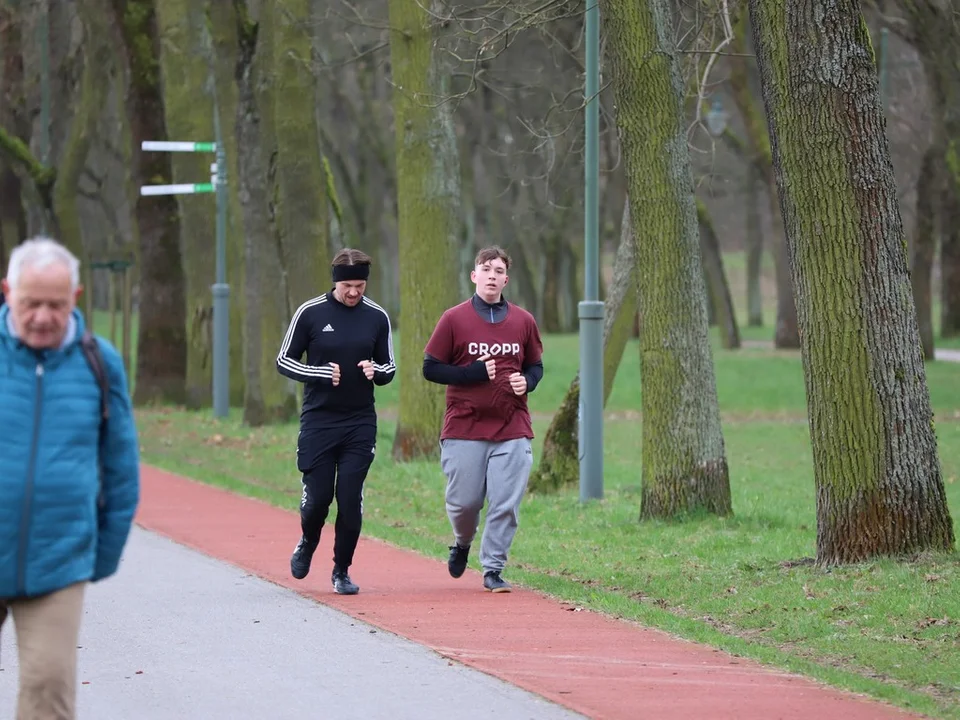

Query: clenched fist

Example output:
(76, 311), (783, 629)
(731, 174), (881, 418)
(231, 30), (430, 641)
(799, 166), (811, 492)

(358, 359), (375, 381)
(329, 362), (341, 387)
(509, 372), (527, 396)
(477, 353), (496, 380)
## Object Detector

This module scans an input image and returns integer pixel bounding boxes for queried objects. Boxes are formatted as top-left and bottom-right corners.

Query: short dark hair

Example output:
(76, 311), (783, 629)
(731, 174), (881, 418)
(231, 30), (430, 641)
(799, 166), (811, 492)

(332, 248), (372, 267)
(474, 246), (510, 270)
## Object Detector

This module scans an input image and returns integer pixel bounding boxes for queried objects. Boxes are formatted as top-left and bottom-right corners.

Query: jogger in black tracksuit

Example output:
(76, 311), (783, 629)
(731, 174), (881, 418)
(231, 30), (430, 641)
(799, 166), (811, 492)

(276, 248), (396, 594)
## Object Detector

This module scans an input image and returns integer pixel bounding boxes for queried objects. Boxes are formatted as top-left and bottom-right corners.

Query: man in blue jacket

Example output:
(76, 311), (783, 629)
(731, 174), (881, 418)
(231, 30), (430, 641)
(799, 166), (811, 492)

(0, 237), (140, 720)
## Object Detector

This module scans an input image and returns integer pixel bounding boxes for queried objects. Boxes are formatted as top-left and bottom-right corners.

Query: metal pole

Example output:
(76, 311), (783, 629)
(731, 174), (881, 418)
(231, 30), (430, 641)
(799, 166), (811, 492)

(579, 0), (604, 502)
(212, 111), (230, 418)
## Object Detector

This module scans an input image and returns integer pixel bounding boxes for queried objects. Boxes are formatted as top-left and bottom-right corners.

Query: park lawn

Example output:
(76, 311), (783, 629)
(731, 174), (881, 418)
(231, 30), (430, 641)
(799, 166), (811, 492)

(136, 332), (960, 719)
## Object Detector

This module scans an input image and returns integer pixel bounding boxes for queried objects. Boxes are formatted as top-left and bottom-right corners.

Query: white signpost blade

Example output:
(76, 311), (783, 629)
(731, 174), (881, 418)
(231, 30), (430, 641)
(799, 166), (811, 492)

(140, 183), (215, 196)
(141, 141), (217, 153)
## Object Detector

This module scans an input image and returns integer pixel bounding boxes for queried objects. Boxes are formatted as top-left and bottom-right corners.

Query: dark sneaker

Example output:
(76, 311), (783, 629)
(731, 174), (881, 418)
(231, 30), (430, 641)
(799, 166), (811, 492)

(448, 544), (470, 579)
(483, 571), (512, 593)
(290, 536), (318, 580)
(332, 566), (360, 595)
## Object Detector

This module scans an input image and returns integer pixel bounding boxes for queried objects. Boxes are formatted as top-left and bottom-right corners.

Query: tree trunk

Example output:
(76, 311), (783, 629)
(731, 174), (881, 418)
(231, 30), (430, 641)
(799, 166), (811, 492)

(51, 0), (111, 264)
(0, 168), (25, 263)
(911, 144), (940, 360)
(897, 0), (960, 339)
(745, 171), (764, 327)
(231, 2), (289, 426)
(272, 0), (330, 312)
(208, 1), (252, 408)
(531, 202), (639, 493)
(112, 0), (187, 405)
(750, 0), (954, 564)
(729, 11), (799, 347)
(156, 0), (217, 409)
(941, 197), (960, 338)
(388, 0), (462, 461)
(603, 0), (732, 520)
(698, 199), (741, 349)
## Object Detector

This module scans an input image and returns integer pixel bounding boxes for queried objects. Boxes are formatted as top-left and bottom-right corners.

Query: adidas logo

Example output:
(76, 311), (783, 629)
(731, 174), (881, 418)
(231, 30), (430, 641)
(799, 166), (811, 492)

(322, 324), (334, 332)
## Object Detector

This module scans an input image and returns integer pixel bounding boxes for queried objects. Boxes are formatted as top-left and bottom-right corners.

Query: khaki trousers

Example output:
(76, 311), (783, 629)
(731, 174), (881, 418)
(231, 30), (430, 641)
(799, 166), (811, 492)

(0, 582), (86, 720)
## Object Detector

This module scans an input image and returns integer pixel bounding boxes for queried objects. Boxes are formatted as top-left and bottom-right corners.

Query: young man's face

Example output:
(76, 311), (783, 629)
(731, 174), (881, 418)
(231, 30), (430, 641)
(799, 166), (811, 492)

(471, 258), (508, 303)
(334, 280), (366, 307)
(2, 262), (80, 350)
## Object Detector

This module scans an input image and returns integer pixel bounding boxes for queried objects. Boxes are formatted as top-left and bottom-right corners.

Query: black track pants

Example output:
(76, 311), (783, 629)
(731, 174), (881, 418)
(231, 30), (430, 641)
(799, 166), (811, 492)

(297, 422), (377, 570)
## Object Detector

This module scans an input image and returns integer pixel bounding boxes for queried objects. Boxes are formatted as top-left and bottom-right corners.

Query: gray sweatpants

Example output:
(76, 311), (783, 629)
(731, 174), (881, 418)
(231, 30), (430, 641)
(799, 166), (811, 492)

(440, 437), (534, 574)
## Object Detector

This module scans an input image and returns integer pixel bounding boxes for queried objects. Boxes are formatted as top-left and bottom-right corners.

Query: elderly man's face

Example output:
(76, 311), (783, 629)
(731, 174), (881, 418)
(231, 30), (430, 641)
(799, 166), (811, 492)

(2, 263), (80, 350)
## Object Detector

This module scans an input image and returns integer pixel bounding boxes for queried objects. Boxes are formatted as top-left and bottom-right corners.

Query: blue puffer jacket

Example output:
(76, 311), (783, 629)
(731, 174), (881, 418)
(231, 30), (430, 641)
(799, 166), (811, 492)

(0, 306), (140, 599)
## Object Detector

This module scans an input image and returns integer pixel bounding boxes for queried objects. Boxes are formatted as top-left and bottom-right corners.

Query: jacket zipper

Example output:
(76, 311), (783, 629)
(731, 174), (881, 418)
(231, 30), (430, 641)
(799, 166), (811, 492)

(16, 362), (44, 596)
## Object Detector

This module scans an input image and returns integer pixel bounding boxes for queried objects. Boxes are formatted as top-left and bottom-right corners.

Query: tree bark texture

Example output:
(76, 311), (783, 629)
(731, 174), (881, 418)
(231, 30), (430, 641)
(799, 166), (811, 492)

(113, 0), (188, 405)
(602, 0), (732, 519)
(531, 202), (639, 493)
(252, 1), (297, 423)
(272, 0), (330, 313)
(750, 0), (954, 563)
(231, 1), (289, 426)
(388, 0), (462, 461)
(51, 0), (110, 262)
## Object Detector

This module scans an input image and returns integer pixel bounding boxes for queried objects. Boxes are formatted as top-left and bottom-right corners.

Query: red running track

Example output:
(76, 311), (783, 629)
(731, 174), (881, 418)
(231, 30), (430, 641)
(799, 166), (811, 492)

(136, 465), (921, 720)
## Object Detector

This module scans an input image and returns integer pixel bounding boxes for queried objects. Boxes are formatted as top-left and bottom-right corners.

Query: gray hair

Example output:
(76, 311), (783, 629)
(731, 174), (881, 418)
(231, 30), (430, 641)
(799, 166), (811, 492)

(6, 237), (81, 290)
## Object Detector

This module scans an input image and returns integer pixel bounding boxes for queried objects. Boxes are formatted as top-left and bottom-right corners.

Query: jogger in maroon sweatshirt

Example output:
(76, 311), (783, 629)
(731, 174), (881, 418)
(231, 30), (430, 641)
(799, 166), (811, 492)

(423, 246), (544, 593)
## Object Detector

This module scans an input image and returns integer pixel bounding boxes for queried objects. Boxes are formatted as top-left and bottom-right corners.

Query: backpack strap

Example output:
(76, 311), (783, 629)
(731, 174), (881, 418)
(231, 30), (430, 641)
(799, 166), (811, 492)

(79, 330), (110, 422)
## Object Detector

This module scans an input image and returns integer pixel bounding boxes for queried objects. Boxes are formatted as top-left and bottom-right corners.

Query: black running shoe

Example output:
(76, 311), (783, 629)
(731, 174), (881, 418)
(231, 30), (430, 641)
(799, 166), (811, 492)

(448, 544), (470, 579)
(483, 571), (512, 593)
(290, 536), (318, 580)
(332, 566), (360, 595)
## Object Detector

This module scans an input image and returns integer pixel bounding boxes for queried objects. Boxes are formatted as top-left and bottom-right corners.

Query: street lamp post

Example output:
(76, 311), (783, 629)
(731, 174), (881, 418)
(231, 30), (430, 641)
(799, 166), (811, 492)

(580, 0), (605, 502)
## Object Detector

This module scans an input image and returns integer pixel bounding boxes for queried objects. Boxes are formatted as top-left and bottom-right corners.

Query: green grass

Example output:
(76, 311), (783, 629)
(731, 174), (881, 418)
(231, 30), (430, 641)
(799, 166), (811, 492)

(135, 326), (960, 719)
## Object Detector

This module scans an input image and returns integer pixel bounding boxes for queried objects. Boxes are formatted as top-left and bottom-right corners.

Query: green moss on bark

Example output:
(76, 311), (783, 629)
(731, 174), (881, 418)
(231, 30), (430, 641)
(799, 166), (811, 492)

(388, 0), (462, 461)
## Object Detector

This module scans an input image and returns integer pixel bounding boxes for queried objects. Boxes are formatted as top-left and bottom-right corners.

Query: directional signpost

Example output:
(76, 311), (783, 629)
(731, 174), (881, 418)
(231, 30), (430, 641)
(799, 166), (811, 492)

(139, 139), (230, 418)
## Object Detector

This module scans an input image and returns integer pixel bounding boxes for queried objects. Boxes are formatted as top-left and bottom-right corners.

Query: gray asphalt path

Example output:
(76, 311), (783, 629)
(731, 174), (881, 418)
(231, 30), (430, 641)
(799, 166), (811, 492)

(0, 528), (584, 720)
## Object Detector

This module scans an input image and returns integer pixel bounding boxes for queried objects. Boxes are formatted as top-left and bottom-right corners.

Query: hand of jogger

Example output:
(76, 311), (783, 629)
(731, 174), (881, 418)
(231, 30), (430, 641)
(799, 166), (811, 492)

(358, 359), (375, 381)
(477, 353), (496, 380)
(509, 372), (527, 395)
(329, 362), (341, 386)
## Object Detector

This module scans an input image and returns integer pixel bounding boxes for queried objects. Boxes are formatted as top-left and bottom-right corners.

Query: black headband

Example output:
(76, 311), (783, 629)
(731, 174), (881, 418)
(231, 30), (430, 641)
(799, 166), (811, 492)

(332, 263), (370, 282)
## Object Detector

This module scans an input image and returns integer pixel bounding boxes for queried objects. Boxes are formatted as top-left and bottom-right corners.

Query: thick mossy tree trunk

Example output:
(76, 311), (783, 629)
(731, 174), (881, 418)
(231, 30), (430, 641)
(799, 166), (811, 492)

(157, 0), (217, 409)
(112, 0), (187, 405)
(602, 0), (731, 519)
(272, 0), (330, 314)
(249, 3), (296, 424)
(750, 0), (954, 564)
(228, 2), (291, 426)
(531, 204), (639, 493)
(388, 0), (462, 461)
